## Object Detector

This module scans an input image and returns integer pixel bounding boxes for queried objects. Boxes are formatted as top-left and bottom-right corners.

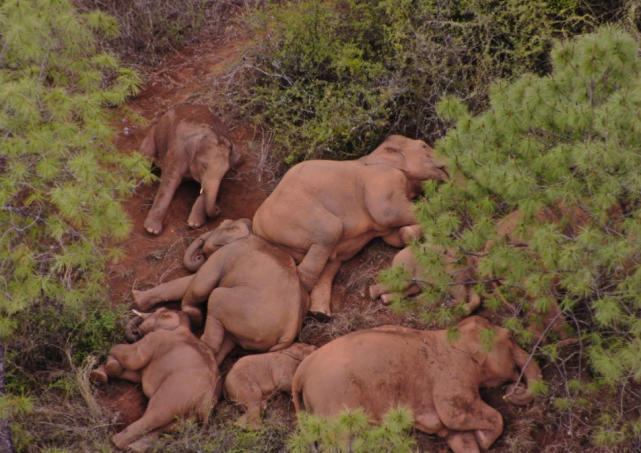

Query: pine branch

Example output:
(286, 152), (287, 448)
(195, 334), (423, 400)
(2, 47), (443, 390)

(0, 343), (15, 453)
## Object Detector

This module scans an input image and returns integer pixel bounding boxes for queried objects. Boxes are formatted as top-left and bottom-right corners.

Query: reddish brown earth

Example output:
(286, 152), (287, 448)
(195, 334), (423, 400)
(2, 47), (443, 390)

(99, 24), (556, 453)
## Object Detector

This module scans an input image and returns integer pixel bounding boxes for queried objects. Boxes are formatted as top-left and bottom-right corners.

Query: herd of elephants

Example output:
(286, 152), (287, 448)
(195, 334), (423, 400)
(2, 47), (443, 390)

(90, 104), (546, 452)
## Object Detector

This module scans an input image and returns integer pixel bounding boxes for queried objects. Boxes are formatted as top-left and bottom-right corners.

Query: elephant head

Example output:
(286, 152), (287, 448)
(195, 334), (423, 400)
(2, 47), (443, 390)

(124, 308), (191, 342)
(281, 343), (318, 361)
(183, 218), (253, 271)
(189, 133), (240, 219)
(365, 135), (449, 182)
(451, 316), (542, 406)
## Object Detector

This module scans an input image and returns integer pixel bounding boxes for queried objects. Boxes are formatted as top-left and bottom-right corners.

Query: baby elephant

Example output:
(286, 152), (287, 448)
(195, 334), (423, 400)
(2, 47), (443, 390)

(224, 343), (317, 428)
(91, 308), (221, 451)
(369, 244), (481, 314)
(292, 316), (542, 453)
(140, 104), (240, 234)
(133, 218), (310, 365)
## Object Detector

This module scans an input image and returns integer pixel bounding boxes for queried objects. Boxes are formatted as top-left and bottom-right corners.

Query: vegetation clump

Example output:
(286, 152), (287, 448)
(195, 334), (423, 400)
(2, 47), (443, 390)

(0, 0), (151, 448)
(229, 0), (624, 163)
(381, 26), (641, 446)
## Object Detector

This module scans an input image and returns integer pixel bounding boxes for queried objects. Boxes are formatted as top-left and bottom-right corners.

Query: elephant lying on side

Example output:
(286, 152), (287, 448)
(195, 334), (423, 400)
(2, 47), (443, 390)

(369, 244), (481, 314)
(253, 135), (449, 318)
(224, 343), (317, 428)
(90, 308), (221, 451)
(140, 104), (240, 234)
(133, 219), (310, 365)
(292, 316), (541, 453)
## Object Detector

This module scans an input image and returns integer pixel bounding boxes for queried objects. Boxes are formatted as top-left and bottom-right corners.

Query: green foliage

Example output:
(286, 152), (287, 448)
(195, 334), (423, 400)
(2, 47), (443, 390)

(288, 406), (416, 453)
(0, 0), (151, 384)
(231, 0), (618, 163)
(405, 26), (641, 444)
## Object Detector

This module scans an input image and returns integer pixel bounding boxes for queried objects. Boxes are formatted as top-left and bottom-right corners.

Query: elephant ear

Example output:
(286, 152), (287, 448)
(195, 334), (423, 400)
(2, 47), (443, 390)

(450, 318), (489, 366)
(365, 147), (409, 173)
(222, 135), (241, 168)
(217, 218), (252, 244)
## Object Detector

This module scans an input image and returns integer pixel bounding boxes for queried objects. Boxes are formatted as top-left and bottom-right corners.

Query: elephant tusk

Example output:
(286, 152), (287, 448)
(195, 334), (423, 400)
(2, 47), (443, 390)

(200, 187), (203, 194)
(132, 309), (144, 317)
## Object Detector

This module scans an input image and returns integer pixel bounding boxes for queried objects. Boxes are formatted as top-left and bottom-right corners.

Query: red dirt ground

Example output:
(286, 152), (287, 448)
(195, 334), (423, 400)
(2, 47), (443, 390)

(99, 22), (556, 453)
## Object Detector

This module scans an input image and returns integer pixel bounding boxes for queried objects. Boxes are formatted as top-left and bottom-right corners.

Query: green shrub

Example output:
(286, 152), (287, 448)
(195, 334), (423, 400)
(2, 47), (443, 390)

(229, 0), (622, 163)
(288, 406), (416, 453)
(390, 26), (641, 446)
(0, 0), (152, 447)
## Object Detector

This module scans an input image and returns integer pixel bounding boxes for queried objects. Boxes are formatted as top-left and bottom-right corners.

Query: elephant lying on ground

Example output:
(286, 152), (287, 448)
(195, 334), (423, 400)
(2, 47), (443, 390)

(90, 308), (220, 451)
(224, 343), (317, 428)
(253, 135), (449, 318)
(369, 244), (481, 314)
(292, 316), (541, 453)
(140, 104), (240, 234)
(133, 219), (310, 365)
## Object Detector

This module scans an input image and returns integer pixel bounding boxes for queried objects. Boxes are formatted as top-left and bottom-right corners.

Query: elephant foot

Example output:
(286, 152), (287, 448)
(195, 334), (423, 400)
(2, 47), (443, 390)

(182, 305), (204, 327)
(399, 224), (423, 245)
(132, 290), (151, 311)
(188, 205), (218, 228)
(308, 307), (331, 322)
(105, 356), (124, 377)
(447, 432), (481, 453)
(380, 293), (395, 305)
(144, 216), (163, 235)
(90, 365), (108, 384)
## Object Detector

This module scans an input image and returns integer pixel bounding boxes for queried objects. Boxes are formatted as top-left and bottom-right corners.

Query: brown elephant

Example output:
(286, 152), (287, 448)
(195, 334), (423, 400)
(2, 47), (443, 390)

(253, 135), (449, 318)
(132, 219), (310, 365)
(224, 343), (317, 428)
(292, 316), (542, 453)
(140, 104), (240, 234)
(369, 244), (481, 314)
(90, 308), (221, 451)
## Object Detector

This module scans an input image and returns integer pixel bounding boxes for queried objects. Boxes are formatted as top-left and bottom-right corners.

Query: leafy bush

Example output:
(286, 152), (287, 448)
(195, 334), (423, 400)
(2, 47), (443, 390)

(0, 0), (152, 447)
(288, 406), (416, 453)
(76, 0), (248, 64)
(228, 0), (623, 163)
(389, 26), (641, 447)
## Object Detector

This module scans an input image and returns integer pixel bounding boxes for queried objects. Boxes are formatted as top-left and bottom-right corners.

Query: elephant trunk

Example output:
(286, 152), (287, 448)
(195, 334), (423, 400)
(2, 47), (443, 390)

(124, 315), (144, 343)
(202, 176), (224, 219)
(504, 343), (543, 406)
(184, 231), (211, 272)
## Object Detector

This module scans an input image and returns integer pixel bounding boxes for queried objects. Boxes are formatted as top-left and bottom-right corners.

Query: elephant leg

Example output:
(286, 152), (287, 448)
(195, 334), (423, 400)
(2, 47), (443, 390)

(215, 333), (236, 366)
(227, 376), (264, 429)
(435, 391), (504, 451)
(236, 402), (263, 430)
(380, 284), (421, 305)
(90, 365), (109, 384)
(112, 401), (177, 449)
(309, 259), (341, 318)
(399, 224), (423, 244)
(447, 432), (481, 453)
(188, 194), (216, 228)
(119, 370), (142, 384)
(144, 156), (184, 235)
(297, 217), (343, 291)
(133, 275), (195, 311)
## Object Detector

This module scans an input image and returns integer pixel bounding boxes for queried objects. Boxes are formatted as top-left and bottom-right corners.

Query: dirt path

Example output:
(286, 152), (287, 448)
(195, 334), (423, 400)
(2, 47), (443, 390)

(99, 23), (550, 453)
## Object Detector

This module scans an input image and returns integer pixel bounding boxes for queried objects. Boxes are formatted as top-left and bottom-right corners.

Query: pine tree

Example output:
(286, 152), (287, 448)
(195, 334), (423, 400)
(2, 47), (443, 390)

(288, 406), (416, 453)
(385, 26), (641, 446)
(0, 0), (152, 445)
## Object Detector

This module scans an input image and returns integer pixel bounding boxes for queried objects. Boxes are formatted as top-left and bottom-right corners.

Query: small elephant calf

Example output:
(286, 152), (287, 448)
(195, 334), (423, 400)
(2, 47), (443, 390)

(91, 308), (221, 451)
(369, 244), (480, 314)
(140, 104), (240, 234)
(224, 343), (317, 428)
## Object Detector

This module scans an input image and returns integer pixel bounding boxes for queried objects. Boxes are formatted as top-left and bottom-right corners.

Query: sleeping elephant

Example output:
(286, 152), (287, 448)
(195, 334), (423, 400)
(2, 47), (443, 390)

(252, 135), (449, 318)
(224, 342), (317, 428)
(132, 219), (310, 365)
(292, 316), (542, 453)
(140, 104), (240, 234)
(369, 244), (481, 314)
(90, 308), (220, 451)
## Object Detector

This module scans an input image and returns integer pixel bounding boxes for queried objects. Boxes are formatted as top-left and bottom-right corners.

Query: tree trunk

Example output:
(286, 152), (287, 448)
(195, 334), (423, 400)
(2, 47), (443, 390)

(0, 343), (15, 453)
